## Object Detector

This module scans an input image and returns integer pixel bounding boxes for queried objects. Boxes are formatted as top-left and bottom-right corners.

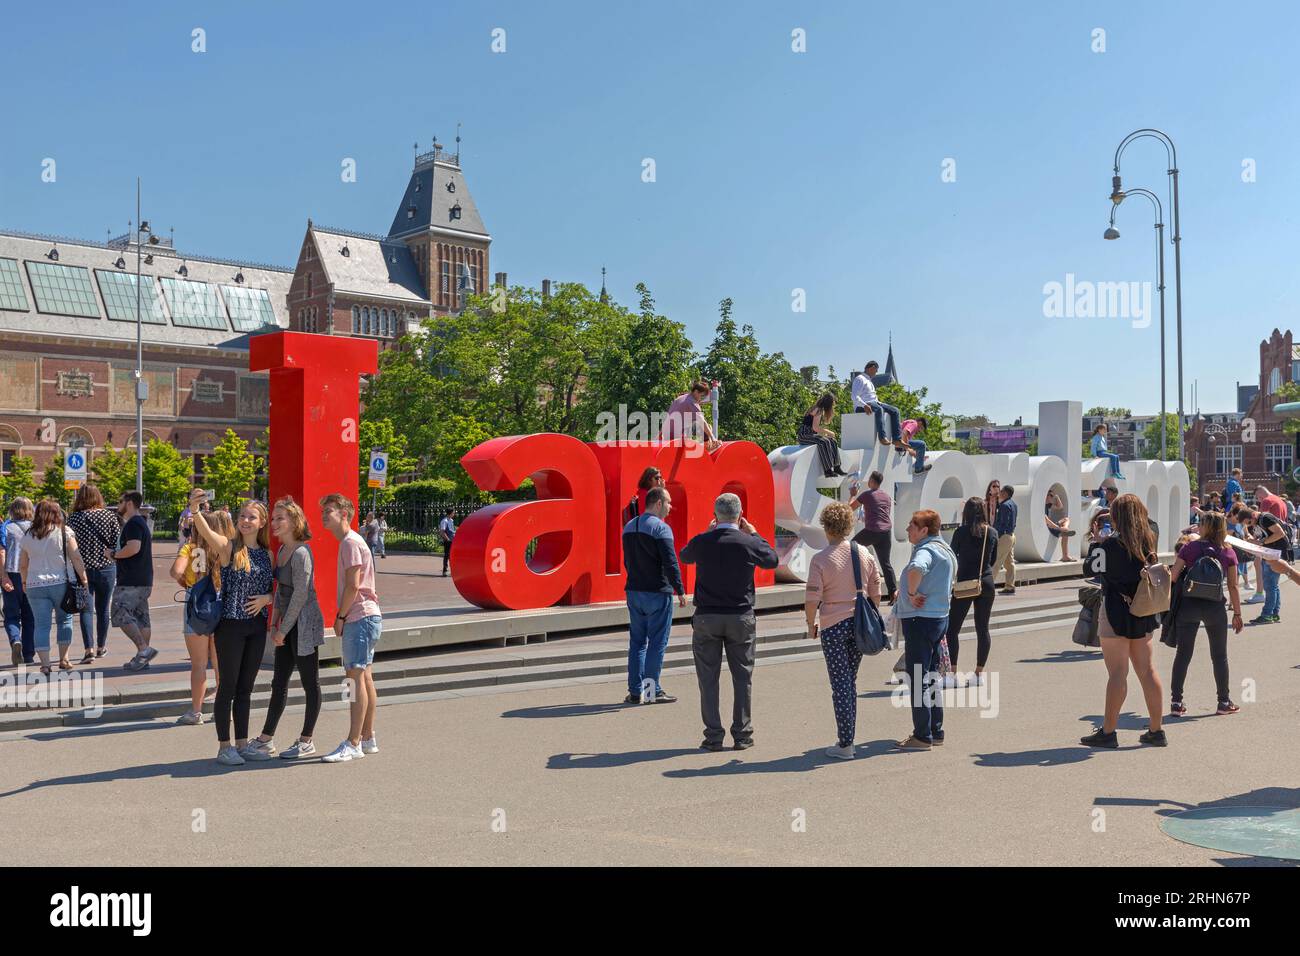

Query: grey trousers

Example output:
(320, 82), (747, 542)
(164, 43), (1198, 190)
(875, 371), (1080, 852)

(691, 611), (756, 744)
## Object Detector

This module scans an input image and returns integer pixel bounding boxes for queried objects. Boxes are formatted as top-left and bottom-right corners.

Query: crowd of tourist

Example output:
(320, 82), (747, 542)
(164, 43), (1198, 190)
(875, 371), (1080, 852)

(0, 484), (384, 768)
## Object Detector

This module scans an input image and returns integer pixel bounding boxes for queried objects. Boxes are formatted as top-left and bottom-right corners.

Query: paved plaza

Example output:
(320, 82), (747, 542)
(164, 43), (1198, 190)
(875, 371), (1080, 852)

(2, 575), (1297, 867)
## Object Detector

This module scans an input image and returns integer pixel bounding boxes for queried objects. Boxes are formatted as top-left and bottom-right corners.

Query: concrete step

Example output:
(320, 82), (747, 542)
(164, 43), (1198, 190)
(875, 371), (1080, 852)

(0, 594), (1085, 732)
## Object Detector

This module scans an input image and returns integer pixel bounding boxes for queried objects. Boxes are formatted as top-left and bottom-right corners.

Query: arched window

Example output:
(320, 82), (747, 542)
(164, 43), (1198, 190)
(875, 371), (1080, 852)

(380, 309), (388, 337)
(367, 308), (375, 335)
(1269, 367), (1282, 395)
(352, 306), (360, 334)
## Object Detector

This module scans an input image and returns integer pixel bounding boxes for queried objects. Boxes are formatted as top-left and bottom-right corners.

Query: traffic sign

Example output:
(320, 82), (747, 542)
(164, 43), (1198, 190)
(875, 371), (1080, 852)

(367, 449), (388, 489)
(63, 447), (87, 491)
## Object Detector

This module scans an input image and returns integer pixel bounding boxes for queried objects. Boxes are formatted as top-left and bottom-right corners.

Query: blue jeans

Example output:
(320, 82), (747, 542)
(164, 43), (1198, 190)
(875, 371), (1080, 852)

(342, 614), (382, 669)
(1262, 563), (1282, 617)
(626, 590), (674, 695)
(27, 583), (73, 653)
(869, 401), (901, 443)
(3, 572), (36, 662)
(1101, 451), (1123, 477)
(909, 438), (927, 471)
(79, 564), (116, 651)
(903, 615), (947, 742)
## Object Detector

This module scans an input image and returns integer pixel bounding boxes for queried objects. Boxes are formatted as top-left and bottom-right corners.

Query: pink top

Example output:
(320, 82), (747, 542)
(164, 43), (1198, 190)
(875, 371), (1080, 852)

(901, 419), (920, 441)
(337, 530), (381, 623)
(805, 541), (881, 629)
(1257, 492), (1287, 520)
(661, 392), (703, 440)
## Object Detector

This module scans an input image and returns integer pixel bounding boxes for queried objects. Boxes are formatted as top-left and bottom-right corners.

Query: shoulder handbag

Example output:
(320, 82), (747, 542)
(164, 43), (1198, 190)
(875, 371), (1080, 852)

(850, 544), (890, 655)
(59, 528), (90, 614)
(952, 528), (988, 600)
(1125, 552), (1172, 617)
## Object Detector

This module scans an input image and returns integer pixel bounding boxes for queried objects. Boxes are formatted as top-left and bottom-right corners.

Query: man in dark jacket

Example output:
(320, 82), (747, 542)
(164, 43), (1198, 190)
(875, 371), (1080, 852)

(679, 493), (779, 751)
(622, 487), (686, 704)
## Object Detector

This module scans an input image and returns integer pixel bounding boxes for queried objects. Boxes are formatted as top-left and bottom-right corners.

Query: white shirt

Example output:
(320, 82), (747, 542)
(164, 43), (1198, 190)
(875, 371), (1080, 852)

(851, 373), (877, 409)
(22, 527), (76, 588)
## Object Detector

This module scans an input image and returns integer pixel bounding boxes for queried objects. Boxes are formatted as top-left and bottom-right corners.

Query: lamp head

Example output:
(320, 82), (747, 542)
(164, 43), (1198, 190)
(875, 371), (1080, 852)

(1110, 175), (1124, 204)
(1103, 226), (1120, 240)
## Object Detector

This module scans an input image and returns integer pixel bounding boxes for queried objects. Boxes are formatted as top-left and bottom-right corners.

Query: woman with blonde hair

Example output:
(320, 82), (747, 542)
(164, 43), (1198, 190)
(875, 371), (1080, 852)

(244, 497), (326, 760)
(188, 490), (273, 766)
(1081, 493), (1165, 748)
(169, 509), (235, 725)
(805, 501), (881, 759)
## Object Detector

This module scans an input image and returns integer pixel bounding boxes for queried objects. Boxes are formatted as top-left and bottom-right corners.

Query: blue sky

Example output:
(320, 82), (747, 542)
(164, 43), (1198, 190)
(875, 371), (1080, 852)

(2, 0), (1296, 423)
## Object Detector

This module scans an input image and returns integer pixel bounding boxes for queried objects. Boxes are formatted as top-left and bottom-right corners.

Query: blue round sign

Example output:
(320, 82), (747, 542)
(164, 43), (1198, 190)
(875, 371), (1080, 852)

(371, 457), (386, 471)
(67, 453), (84, 470)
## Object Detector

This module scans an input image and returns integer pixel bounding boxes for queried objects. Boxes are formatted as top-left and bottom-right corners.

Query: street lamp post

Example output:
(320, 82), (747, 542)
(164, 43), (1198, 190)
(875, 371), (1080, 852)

(133, 179), (158, 496)
(1110, 129), (1184, 460)
(1104, 187), (1166, 459)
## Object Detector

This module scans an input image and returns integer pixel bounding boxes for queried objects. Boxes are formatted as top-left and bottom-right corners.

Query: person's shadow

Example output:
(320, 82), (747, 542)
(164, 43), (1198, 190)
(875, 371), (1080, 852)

(547, 748), (700, 770)
(503, 703), (629, 720)
(1016, 650), (1101, 664)
(662, 739), (900, 778)
(0, 756), (301, 799)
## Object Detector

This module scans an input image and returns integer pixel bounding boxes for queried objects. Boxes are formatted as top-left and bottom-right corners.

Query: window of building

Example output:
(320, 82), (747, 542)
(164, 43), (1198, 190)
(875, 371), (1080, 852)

(441, 260), (450, 296)
(1, 449), (15, 475)
(161, 278), (229, 330)
(1269, 367), (1282, 394)
(94, 270), (167, 324)
(352, 305), (360, 333)
(1214, 444), (1243, 475)
(25, 261), (100, 317)
(1265, 443), (1294, 476)
(0, 257), (30, 311)
(221, 286), (276, 332)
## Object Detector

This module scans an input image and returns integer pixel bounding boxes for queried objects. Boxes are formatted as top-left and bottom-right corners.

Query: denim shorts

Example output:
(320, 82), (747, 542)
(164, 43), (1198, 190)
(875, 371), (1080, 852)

(341, 615), (382, 670)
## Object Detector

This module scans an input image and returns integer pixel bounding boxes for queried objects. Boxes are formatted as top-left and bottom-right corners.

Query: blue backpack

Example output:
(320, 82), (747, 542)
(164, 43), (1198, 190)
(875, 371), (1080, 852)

(185, 574), (222, 635)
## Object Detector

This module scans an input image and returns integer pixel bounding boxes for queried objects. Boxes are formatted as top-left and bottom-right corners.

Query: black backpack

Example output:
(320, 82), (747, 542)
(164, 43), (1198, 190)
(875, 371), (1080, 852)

(1183, 551), (1225, 601)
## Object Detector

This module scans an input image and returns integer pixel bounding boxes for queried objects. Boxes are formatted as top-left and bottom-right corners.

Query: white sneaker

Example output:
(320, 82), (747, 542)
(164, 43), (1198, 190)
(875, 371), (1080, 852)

(360, 735), (379, 755)
(942, 673), (958, 688)
(216, 746), (245, 766)
(1246, 593), (1266, 604)
(280, 739), (316, 759)
(242, 738), (276, 760)
(970, 672), (985, 687)
(175, 710), (203, 726)
(321, 741), (364, 763)
(825, 744), (855, 760)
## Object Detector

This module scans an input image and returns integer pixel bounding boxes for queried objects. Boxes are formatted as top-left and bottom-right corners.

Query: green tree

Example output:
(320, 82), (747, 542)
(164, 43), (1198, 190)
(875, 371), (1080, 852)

(1139, 412), (1182, 462)
(143, 439), (193, 504)
(358, 417), (421, 505)
(90, 443), (136, 503)
(252, 427), (270, 499)
(202, 429), (258, 507)
(698, 297), (814, 451)
(875, 382), (956, 451)
(39, 461), (72, 510)
(1086, 406), (1132, 418)
(0, 454), (38, 505)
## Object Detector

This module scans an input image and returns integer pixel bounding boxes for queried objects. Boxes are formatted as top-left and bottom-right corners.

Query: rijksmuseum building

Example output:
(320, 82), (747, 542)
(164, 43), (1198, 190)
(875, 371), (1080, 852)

(0, 143), (491, 482)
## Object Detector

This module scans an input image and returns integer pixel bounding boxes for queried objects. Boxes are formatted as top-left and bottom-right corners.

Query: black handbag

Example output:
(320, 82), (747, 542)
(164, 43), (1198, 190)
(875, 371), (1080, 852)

(850, 544), (889, 655)
(58, 528), (89, 614)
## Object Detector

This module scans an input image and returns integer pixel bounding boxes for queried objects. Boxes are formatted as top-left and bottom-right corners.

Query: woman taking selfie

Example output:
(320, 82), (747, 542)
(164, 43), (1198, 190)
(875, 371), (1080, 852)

(170, 509), (235, 725)
(188, 490), (273, 766)
(1080, 494), (1165, 749)
(244, 497), (325, 760)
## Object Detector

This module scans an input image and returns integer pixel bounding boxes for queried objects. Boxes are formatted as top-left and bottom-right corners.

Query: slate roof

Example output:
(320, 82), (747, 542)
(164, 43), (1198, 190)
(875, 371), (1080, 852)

(386, 152), (490, 241)
(309, 227), (429, 303)
(0, 228), (291, 351)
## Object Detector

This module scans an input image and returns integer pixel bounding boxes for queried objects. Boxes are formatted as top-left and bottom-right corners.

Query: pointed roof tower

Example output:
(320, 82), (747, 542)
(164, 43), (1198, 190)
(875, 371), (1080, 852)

(387, 139), (490, 242)
(884, 331), (899, 385)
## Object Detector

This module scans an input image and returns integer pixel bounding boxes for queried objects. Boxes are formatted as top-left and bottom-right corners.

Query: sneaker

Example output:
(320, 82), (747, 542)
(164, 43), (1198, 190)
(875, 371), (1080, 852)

(931, 735), (945, 747)
(733, 738), (754, 751)
(1080, 728), (1118, 749)
(623, 693), (641, 704)
(825, 744), (855, 760)
(360, 736), (379, 755)
(280, 739), (317, 759)
(1139, 728), (1168, 747)
(700, 740), (726, 752)
(321, 741), (364, 763)
(242, 738), (276, 760)
(138, 646), (159, 664)
(1246, 593), (1266, 604)
(174, 710), (203, 726)
(969, 672), (985, 687)
(1248, 614), (1278, 626)
(941, 673), (957, 689)
(913, 464), (932, 474)
(122, 656), (149, 672)
(1216, 700), (1240, 715)
(896, 736), (932, 751)
(216, 746), (245, 766)
(1170, 699), (1187, 717)
(10, 642), (21, 666)
(652, 690), (677, 704)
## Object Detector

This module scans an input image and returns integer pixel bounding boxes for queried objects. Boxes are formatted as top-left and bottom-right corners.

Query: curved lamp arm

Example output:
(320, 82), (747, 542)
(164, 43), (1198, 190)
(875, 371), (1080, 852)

(1113, 128), (1178, 175)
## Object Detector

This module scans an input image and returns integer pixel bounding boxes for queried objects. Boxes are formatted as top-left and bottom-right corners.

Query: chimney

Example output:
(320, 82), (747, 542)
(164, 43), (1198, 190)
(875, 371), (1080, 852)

(541, 278), (550, 301)
(494, 271), (507, 288)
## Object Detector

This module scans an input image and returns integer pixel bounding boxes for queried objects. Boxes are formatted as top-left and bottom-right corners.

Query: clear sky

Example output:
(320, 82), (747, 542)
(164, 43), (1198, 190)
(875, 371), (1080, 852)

(2, 0), (1295, 423)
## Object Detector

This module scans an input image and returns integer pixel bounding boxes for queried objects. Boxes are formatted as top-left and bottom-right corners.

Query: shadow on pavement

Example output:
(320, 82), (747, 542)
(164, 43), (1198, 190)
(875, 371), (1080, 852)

(1016, 650), (1101, 664)
(972, 747), (1100, 768)
(0, 755), (304, 798)
(1078, 711), (1151, 731)
(25, 721), (174, 742)
(662, 739), (900, 777)
(504, 702), (631, 719)
(547, 748), (700, 769)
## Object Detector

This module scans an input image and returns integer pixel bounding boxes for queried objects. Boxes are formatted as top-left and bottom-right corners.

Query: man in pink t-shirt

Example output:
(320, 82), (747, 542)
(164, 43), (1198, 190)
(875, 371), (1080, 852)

(660, 381), (720, 449)
(319, 493), (383, 764)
